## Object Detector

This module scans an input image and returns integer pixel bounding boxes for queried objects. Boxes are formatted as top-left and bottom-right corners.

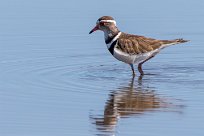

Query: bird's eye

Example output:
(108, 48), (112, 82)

(100, 22), (105, 26)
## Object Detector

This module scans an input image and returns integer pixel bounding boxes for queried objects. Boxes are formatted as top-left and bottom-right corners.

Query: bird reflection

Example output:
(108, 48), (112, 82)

(91, 76), (178, 136)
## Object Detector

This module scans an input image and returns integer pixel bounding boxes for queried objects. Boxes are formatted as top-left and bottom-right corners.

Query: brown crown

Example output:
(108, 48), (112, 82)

(98, 16), (114, 21)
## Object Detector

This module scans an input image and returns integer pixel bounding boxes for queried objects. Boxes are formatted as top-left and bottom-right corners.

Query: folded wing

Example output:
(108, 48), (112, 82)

(116, 33), (188, 55)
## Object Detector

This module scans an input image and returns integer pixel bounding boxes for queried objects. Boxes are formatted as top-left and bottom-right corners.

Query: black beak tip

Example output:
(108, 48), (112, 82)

(89, 30), (93, 34)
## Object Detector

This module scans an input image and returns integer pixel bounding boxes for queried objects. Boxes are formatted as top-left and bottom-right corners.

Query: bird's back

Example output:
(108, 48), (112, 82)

(116, 32), (188, 55)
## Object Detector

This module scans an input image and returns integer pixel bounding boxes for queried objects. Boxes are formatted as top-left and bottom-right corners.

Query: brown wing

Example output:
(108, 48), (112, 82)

(116, 33), (177, 55)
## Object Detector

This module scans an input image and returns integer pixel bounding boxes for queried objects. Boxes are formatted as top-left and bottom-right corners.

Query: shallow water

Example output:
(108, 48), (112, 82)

(0, 0), (204, 136)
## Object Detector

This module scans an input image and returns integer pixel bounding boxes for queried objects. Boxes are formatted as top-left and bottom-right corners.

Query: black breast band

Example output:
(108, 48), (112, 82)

(108, 40), (117, 55)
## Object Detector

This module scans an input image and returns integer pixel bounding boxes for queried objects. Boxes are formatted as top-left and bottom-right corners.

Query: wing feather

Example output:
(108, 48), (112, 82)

(117, 33), (163, 54)
(116, 33), (189, 55)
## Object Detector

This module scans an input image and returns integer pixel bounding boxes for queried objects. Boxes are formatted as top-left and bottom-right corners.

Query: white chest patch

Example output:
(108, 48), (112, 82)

(113, 47), (160, 64)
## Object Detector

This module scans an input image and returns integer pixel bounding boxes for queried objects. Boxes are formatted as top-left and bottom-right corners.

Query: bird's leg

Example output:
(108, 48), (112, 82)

(138, 63), (144, 75)
(130, 64), (136, 77)
(138, 56), (155, 75)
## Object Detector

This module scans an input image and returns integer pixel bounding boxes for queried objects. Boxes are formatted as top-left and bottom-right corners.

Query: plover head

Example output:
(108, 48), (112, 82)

(89, 16), (119, 39)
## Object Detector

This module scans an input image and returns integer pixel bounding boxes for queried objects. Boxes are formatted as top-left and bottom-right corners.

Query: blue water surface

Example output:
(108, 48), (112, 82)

(0, 0), (204, 136)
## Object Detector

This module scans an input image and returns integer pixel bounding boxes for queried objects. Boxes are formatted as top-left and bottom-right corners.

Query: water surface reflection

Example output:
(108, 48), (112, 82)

(91, 76), (183, 136)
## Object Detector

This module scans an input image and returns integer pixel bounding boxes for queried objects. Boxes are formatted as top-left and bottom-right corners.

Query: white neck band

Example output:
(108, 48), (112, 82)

(106, 32), (122, 49)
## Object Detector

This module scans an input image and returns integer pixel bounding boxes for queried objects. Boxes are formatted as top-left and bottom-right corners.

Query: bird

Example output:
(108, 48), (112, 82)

(89, 16), (189, 76)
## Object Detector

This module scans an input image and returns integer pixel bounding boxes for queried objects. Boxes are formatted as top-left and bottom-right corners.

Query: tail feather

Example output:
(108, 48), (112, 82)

(174, 38), (190, 43)
(162, 38), (189, 45)
(160, 38), (189, 49)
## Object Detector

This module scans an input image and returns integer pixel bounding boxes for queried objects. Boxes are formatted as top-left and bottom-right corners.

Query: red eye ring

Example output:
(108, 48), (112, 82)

(100, 22), (105, 26)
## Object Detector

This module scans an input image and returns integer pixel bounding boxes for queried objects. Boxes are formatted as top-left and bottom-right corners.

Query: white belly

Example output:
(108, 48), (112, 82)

(113, 48), (160, 64)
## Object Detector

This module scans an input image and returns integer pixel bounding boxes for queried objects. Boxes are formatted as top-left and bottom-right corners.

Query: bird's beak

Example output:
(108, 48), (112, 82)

(89, 25), (99, 34)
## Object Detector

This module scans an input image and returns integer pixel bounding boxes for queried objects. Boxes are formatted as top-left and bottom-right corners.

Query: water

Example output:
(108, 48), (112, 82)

(0, 0), (204, 136)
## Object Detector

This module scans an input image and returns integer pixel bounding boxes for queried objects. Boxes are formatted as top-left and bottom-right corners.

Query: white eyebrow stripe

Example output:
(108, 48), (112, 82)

(100, 20), (117, 26)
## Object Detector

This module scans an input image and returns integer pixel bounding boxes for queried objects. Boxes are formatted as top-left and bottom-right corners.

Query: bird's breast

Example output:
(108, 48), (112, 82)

(112, 47), (160, 64)
(113, 48), (136, 64)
